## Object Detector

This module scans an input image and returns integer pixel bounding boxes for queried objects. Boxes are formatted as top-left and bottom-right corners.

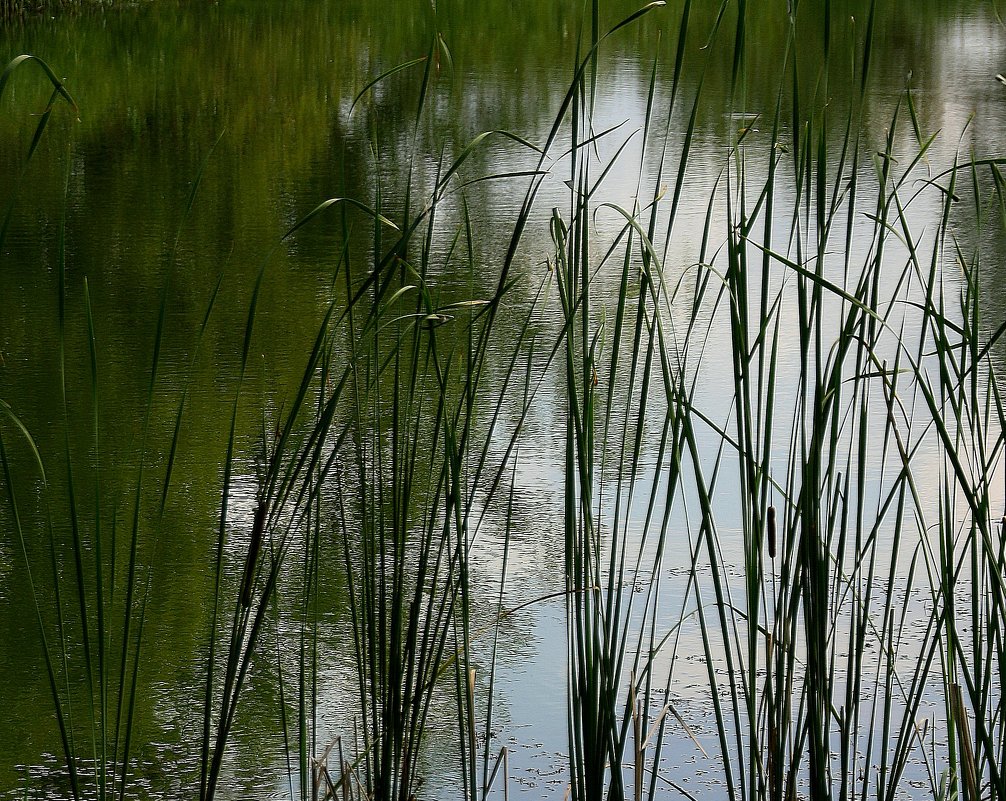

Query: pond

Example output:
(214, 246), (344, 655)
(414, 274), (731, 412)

(2, 1), (1006, 799)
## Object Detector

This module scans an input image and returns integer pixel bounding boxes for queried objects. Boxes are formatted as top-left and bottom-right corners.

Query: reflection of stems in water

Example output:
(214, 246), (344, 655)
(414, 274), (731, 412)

(433, 586), (602, 687)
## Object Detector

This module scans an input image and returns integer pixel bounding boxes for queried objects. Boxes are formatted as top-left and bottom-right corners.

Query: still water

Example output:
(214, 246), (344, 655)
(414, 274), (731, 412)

(2, 1), (1006, 798)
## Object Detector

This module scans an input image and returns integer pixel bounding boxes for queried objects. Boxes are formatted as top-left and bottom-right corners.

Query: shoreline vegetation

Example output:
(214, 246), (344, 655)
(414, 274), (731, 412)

(0, 0), (140, 21)
(3, 2), (1006, 800)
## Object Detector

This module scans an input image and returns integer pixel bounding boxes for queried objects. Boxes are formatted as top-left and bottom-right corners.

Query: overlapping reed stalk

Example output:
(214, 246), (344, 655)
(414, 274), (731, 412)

(545, 2), (712, 798)
(667, 4), (1006, 801)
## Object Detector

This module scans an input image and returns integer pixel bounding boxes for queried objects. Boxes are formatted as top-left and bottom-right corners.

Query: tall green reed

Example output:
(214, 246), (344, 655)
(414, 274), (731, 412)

(540, 3), (732, 799)
(0, 38), (535, 800)
(196, 31), (555, 801)
(663, 5), (1006, 801)
(0, 54), (221, 801)
(900, 152), (1006, 800)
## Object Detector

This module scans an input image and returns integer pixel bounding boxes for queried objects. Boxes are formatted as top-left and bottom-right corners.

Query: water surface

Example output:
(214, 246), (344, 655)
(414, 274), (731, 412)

(2, 1), (1005, 797)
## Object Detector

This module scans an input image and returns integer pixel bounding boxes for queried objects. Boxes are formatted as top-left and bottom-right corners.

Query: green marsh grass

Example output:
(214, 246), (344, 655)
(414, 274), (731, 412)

(0, 0), (125, 21)
(5, 2), (1006, 799)
(652, 6), (1006, 801)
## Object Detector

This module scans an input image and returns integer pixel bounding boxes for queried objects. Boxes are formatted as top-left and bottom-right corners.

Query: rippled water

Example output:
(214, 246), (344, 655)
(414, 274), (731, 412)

(2, 1), (1006, 797)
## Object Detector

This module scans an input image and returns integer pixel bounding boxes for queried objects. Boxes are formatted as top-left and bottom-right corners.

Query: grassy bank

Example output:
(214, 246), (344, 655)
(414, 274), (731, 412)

(0, 1), (145, 20)
(3, 1), (1006, 800)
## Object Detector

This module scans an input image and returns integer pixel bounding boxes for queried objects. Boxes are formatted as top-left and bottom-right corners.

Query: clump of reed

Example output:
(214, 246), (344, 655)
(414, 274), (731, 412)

(509, 0), (1006, 798)
(650, 3), (1006, 800)
(1, 35), (538, 801)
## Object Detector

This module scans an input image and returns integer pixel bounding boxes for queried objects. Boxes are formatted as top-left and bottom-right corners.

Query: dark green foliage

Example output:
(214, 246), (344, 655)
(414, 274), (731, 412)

(0, 0), (128, 21)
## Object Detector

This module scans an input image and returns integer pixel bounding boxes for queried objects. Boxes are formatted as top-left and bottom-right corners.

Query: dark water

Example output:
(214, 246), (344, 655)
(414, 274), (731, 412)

(1, 1), (1005, 797)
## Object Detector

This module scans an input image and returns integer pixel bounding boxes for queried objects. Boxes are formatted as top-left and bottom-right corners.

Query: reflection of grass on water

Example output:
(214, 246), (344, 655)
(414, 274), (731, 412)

(0, 0), (119, 19)
(3, 1), (1006, 800)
